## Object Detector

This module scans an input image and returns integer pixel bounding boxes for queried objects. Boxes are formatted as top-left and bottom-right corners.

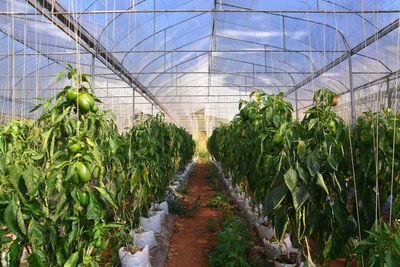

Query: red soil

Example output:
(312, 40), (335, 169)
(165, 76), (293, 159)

(166, 161), (220, 267)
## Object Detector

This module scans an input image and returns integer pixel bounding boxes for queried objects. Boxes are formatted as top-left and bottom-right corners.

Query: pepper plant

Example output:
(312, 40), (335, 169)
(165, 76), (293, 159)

(0, 65), (195, 266)
(208, 88), (358, 265)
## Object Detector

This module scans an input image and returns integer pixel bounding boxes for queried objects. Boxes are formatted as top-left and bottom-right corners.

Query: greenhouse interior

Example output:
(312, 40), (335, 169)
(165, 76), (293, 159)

(1, 0), (400, 266)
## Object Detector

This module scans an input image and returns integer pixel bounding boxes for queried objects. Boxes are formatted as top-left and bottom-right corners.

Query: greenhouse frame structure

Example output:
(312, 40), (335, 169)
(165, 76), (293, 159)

(0, 0), (400, 134)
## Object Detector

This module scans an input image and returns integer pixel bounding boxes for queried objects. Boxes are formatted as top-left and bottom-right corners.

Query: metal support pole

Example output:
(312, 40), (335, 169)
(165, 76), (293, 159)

(282, 17), (286, 50)
(132, 90), (135, 126)
(11, 0), (15, 118)
(387, 78), (392, 108)
(151, 104), (154, 116)
(91, 54), (95, 91)
(348, 52), (356, 128)
(252, 64), (255, 86)
(264, 45), (267, 73)
(295, 89), (299, 120)
(164, 30), (166, 71)
(209, 0), (217, 102)
(153, 0), (156, 49)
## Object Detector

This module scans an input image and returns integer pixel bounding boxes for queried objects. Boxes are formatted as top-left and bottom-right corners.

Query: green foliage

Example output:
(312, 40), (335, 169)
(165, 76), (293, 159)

(208, 88), (400, 264)
(198, 151), (210, 159)
(207, 216), (262, 267)
(167, 194), (201, 218)
(207, 192), (229, 208)
(0, 66), (195, 266)
(352, 107), (400, 235)
(207, 217), (218, 232)
(354, 222), (400, 266)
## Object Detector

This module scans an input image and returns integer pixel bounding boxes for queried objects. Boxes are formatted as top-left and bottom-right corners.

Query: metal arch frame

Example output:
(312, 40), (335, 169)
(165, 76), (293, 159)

(25, 0), (179, 124)
(211, 55), (296, 87)
(220, 2), (351, 49)
(286, 18), (400, 126)
(152, 52), (210, 95)
(149, 55), (210, 95)
(148, 52), (350, 118)
(131, 47), (316, 118)
(149, 55), (291, 100)
(151, 60), (294, 108)
(213, 35), (318, 72)
(95, 0), (146, 43)
(135, 35), (211, 81)
(136, 31), (319, 102)
(353, 53), (392, 72)
(7, 5), (390, 81)
(0, 61), (56, 106)
(218, 2), (357, 124)
(213, 17), (334, 58)
(112, 0), (213, 58)
(120, 12), (209, 65)
(118, 1), (354, 104)
(150, 69), (254, 106)
(284, 19), (400, 94)
(153, 62), (211, 98)
(136, 33), (314, 98)
(211, 54), (300, 116)
(321, 0), (378, 30)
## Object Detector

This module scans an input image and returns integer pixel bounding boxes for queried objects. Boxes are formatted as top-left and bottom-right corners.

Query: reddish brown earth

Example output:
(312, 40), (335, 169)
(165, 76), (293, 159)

(166, 161), (220, 267)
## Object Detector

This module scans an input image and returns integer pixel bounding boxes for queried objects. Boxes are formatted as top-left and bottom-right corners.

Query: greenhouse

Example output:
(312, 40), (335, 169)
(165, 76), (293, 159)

(1, 0), (400, 266)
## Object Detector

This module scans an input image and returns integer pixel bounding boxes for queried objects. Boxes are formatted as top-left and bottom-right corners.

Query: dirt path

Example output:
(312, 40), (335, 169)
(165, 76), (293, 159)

(166, 160), (218, 267)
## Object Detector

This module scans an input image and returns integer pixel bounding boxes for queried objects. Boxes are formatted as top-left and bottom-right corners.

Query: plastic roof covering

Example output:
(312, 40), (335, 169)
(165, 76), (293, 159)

(0, 0), (400, 134)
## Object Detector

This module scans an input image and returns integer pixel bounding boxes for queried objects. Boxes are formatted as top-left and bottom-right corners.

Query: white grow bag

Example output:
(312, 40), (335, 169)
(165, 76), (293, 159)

(149, 209), (165, 223)
(140, 214), (162, 234)
(157, 201), (169, 214)
(119, 245), (150, 267)
(132, 230), (158, 250)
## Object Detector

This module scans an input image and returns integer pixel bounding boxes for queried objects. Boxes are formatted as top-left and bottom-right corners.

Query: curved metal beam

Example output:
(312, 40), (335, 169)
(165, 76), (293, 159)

(321, 0), (377, 30)
(214, 34), (318, 72)
(136, 35), (210, 80)
(96, 0), (146, 43)
(120, 12), (208, 65)
(221, 2), (351, 49)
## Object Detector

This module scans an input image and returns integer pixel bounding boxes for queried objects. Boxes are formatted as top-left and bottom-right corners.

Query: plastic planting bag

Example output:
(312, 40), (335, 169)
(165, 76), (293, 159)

(150, 209), (165, 223)
(158, 201), (169, 214)
(140, 214), (162, 233)
(133, 230), (158, 250)
(119, 245), (150, 267)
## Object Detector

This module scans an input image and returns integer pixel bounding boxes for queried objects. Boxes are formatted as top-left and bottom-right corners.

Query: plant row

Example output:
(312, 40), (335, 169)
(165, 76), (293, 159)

(207, 89), (400, 266)
(0, 65), (195, 267)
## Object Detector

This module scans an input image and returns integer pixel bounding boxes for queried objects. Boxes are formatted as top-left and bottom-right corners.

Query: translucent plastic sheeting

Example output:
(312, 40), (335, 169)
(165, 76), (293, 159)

(0, 0), (400, 135)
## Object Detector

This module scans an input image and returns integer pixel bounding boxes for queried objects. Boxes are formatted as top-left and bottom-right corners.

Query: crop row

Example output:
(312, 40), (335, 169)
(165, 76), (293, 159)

(207, 89), (400, 265)
(0, 65), (195, 267)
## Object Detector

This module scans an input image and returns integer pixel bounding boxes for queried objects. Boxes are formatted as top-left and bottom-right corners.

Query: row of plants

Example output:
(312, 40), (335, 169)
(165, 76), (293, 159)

(207, 88), (400, 266)
(0, 65), (195, 266)
(204, 162), (263, 266)
(206, 216), (263, 267)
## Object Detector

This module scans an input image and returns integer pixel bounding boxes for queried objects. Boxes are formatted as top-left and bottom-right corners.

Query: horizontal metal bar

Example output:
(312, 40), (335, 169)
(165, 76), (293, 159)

(0, 49), (348, 56)
(3, 85), (292, 91)
(0, 71), (390, 79)
(1, 9), (399, 16)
